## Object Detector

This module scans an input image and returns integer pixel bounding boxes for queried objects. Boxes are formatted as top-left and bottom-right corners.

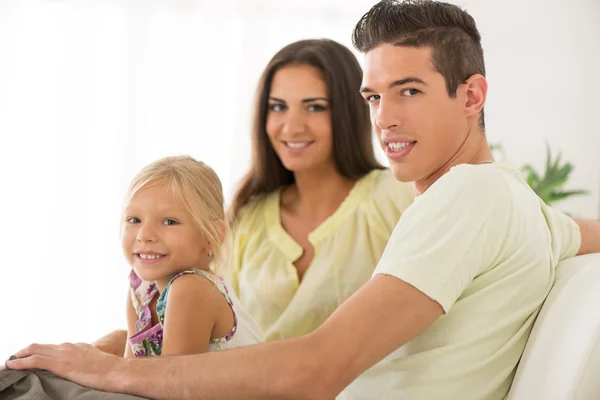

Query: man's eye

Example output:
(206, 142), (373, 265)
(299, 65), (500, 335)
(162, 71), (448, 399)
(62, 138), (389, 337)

(366, 94), (380, 103)
(402, 88), (420, 96)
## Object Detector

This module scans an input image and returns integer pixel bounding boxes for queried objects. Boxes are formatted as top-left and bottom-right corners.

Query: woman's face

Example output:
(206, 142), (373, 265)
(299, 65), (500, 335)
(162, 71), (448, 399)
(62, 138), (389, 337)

(266, 64), (334, 174)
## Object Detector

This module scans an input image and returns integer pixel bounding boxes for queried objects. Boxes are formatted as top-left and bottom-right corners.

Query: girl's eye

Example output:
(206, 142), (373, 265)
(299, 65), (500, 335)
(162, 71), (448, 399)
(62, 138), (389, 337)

(163, 219), (179, 226)
(268, 103), (286, 112)
(402, 88), (420, 97)
(126, 217), (140, 224)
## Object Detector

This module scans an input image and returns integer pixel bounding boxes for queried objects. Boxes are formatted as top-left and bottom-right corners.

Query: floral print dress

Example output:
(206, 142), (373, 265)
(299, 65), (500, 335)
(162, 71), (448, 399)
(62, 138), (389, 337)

(128, 270), (162, 356)
(127, 269), (264, 357)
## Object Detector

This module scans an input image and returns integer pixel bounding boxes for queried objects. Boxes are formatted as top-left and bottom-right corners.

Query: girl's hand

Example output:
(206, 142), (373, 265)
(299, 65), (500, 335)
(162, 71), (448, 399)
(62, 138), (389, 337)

(6, 342), (124, 393)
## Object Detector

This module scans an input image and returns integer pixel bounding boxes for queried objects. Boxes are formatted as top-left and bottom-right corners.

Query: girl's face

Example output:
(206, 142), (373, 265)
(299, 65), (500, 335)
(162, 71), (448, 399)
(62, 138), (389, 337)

(121, 180), (210, 291)
(266, 64), (335, 174)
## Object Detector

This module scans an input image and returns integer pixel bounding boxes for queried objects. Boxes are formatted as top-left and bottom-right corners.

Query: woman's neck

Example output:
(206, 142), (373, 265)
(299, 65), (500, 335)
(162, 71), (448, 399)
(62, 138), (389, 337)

(282, 166), (357, 222)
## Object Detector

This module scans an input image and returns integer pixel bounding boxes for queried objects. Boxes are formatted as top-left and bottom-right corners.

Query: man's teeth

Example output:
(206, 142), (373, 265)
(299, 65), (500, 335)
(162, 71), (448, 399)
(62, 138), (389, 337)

(388, 142), (411, 152)
(138, 253), (163, 260)
(286, 142), (310, 148)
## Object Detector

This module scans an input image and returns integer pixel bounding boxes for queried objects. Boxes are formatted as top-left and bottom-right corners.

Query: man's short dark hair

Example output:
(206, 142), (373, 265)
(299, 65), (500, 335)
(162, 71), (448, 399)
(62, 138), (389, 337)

(352, 0), (486, 127)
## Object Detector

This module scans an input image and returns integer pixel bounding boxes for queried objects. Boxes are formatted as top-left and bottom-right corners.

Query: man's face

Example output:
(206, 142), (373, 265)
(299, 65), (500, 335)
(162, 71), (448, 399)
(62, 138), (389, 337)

(360, 44), (472, 189)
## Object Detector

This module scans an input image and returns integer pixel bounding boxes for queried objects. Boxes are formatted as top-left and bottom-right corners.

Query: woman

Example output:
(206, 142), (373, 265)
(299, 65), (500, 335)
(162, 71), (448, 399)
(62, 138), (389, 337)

(224, 39), (413, 341)
(93, 39), (413, 354)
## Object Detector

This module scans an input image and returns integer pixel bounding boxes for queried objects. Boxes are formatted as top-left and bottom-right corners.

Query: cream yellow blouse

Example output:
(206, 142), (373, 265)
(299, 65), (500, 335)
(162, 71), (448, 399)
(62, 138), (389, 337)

(226, 169), (414, 341)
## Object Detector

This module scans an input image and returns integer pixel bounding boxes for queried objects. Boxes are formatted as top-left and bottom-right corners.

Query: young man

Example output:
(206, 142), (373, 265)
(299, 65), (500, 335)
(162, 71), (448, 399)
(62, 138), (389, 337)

(8, 1), (600, 399)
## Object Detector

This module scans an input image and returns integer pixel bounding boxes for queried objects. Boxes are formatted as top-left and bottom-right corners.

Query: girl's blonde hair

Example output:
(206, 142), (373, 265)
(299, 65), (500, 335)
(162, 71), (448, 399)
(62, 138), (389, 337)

(125, 156), (226, 273)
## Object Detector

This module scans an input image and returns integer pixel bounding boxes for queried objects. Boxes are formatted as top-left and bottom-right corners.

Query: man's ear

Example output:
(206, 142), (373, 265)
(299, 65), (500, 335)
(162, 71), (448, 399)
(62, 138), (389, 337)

(464, 73), (487, 119)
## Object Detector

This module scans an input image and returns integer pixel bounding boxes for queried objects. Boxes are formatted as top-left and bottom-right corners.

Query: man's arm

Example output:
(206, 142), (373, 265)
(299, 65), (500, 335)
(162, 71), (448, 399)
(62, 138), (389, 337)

(573, 218), (600, 255)
(8, 275), (443, 400)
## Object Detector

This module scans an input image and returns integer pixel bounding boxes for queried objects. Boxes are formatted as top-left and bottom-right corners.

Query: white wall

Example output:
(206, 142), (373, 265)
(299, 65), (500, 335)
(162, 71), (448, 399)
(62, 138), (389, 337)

(463, 0), (600, 218)
(0, 0), (597, 358)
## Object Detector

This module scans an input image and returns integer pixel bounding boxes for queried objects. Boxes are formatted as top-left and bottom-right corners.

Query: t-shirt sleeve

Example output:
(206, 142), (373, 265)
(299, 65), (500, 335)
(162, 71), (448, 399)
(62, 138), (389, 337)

(373, 166), (512, 313)
(541, 205), (581, 262)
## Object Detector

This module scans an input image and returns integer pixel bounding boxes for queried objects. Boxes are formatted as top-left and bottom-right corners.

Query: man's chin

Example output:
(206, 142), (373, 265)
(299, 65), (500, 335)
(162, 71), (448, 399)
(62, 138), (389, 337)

(390, 165), (417, 183)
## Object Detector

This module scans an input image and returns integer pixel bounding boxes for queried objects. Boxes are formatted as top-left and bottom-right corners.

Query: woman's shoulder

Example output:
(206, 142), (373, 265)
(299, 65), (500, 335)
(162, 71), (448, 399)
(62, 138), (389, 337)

(360, 168), (414, 208)
(353, 169), (414, 238)
(234, 190), (279, 230)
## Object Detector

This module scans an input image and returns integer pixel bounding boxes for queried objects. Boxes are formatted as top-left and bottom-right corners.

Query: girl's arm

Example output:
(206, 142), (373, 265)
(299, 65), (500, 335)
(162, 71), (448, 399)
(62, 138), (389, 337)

(160, 273), (227, 356)
(91, 330), (127, 357)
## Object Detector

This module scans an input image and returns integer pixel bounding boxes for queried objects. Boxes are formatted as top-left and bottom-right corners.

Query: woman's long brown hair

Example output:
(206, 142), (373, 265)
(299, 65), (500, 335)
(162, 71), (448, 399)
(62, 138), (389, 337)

(228, 39), (383, 222)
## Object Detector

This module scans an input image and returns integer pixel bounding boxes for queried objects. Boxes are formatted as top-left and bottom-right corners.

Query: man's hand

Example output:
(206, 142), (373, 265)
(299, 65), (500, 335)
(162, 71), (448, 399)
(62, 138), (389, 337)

(6, 342), (124, 393)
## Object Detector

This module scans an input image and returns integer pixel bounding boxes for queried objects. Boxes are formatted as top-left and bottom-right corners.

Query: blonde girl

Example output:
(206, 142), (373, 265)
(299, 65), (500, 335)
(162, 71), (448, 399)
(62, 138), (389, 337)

(122, 156), (263, 357)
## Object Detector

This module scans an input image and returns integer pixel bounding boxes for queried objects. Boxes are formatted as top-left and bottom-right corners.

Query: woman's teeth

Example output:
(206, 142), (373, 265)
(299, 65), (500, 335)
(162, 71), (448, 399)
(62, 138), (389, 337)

(388, 142), (411, 152)
(285, 141), (311, 148)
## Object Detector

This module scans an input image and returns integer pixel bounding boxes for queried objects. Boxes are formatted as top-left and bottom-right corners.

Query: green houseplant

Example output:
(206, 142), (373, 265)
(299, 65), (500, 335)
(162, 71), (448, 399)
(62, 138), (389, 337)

(521, 142), (588, 205)
(489, 142), (588, 205)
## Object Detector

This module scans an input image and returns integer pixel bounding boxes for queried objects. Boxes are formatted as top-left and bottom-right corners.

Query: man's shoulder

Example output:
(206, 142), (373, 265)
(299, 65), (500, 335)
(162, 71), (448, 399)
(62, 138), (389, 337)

(445, 163), (508, 185)
(426, 164), (512, 203)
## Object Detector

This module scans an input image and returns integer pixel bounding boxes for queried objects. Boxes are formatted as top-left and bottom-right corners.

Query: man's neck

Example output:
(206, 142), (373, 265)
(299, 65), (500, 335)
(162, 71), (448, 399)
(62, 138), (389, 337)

(413, 130), (493, 196)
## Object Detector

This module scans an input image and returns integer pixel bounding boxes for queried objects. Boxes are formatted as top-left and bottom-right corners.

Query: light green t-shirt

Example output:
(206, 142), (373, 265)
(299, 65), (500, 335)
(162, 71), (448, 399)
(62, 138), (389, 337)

(340, 163), (581, 400)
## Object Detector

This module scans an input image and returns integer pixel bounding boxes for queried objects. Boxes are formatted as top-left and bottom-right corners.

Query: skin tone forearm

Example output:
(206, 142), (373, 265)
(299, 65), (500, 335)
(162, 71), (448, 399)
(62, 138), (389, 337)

(114, 337), (331, 400)
(92, 330), (128, 356)
(574, 218), (600, 255)
(9, 275), (442, 400)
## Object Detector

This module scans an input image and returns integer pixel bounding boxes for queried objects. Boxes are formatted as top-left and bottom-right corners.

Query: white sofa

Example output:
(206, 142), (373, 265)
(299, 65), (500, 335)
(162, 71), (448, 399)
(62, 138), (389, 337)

(508, 253), (600, 400)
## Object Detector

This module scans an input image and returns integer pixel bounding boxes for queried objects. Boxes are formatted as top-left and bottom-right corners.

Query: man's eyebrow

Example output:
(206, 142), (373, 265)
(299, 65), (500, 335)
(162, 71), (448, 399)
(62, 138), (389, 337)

(388, 77), (427, 89)
(360, 76), (427, 93)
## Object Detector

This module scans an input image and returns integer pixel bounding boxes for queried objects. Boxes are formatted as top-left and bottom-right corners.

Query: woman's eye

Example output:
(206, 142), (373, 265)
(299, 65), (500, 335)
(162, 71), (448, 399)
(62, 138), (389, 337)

(268, 103), (286, 112)
(402, 88), (420, 97)
(163, 219), (179, 226)
(307, 104), (327, 112)
(366, 94), (381, 103)
(126, 217), (140, 224)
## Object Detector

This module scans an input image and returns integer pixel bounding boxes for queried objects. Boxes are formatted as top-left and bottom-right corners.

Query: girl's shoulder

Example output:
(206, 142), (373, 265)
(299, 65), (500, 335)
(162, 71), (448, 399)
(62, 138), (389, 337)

(157, 270), (239, 344)
(157, 270), (233, 316)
